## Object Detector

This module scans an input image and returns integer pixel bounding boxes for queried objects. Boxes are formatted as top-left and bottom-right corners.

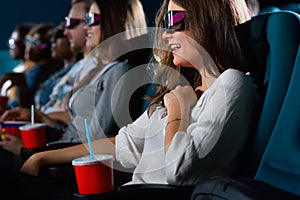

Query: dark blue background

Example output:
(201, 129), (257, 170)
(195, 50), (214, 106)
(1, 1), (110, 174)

(0, 0), (162, 49)
(0, 0), (162, 74)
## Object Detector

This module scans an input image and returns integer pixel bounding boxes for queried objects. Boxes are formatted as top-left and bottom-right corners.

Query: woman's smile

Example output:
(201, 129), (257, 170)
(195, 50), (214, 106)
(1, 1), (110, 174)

(170, 43), (181, 53)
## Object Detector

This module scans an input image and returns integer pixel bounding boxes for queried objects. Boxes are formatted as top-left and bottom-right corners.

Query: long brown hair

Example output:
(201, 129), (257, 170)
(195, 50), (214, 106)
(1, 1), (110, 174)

(147, 0), (250, 114)
(65, 0), (147, 109)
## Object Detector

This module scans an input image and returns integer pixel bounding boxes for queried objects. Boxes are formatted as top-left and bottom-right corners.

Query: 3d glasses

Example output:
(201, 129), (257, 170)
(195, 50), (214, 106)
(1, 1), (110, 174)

(163, 10), (186, 33)
(85, 13), (101, 27)
(7, 38), (23, 49)
(65, 16), (85, 29)
(24, 35), (48, 50)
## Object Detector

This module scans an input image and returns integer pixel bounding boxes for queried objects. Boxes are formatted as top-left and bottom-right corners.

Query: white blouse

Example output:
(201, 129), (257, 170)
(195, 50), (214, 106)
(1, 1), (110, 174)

(115, 69), (259, 186)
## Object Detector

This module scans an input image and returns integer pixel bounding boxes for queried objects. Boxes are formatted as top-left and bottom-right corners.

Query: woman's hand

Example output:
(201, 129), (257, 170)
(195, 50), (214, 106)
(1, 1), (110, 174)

(163, 86), (197, 150)
(0, 107), (31, 123)
(0, 134), (23, 155)
(164, 86), (197, 117)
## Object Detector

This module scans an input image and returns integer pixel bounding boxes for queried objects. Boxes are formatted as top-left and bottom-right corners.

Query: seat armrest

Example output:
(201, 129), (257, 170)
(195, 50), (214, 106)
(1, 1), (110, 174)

(191, 178), (300, 200)
(74, 184), (194, 200)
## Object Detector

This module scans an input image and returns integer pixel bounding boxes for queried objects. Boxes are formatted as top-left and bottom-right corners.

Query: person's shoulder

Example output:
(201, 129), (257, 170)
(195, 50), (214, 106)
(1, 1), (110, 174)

(219, 68), (256, 92)
(107, 61), (134, 73)
(220, 69), (252, 84)
(220, 68), (245, 79)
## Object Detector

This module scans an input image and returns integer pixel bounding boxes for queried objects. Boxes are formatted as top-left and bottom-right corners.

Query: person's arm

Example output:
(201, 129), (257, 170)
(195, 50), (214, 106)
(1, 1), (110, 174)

(46, 111), (71, 126)
(33, 109), (69, 130)
(20, 137), (116, 176)
(0, 107), (31, 122)
(163, 86), (197, 151)
(0, 106), (68, 130)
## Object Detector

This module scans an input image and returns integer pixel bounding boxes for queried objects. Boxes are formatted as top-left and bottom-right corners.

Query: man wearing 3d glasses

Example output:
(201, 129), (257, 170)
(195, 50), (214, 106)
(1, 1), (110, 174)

(40, 0), (94, 115)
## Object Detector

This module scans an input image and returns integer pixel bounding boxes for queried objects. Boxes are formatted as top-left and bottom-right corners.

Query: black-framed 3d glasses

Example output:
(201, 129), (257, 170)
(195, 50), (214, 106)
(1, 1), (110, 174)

(65, 16), (85, 29)
(85, 13), (101, 27)
(24, 35), (48, 50)
(163, 10), (186, 33)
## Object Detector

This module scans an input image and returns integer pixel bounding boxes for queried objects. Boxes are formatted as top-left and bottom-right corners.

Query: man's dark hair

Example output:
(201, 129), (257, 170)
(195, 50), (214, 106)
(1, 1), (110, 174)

(71, 0), (93, 12)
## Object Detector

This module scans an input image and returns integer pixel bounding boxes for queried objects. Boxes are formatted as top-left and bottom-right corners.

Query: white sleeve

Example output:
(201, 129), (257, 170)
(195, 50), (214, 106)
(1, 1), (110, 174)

(115, 110), (149, 168)
(164, 70), (258, 185)
(164, 87), (227, 185)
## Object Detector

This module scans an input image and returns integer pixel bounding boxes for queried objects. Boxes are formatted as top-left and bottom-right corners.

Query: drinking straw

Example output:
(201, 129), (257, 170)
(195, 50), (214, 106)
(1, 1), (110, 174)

(84, 118), (94, 158)
(31, 105), (34, 125)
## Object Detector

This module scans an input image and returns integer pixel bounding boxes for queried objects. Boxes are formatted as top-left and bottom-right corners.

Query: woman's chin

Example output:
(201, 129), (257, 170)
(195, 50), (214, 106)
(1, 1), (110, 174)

(173, 56), (190, 67)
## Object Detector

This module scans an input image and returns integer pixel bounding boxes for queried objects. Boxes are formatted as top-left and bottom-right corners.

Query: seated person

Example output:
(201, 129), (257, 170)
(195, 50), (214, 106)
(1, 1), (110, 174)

(34, 22), (79, 109)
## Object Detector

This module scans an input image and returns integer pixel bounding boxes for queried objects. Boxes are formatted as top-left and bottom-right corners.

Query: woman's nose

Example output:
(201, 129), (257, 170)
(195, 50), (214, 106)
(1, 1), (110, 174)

(83, 24), (89, 30)
(162, 30), (173, 39)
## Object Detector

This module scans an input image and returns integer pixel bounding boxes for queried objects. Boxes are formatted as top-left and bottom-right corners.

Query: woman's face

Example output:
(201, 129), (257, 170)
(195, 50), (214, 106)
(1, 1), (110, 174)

(84, 2), (101, 49)
(51, 37), (73, 61)
(162, 0), (198, 68)
(8, 30), (25, 60)
(24, 33), (48, 62)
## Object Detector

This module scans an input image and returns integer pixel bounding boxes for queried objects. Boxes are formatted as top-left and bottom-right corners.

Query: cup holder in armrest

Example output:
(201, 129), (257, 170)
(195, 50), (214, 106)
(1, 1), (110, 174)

(39, 162), (77, 192)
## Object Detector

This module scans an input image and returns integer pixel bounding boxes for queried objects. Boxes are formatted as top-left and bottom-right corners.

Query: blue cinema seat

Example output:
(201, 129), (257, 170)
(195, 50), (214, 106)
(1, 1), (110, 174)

(254, 46), (300, 196)
(191, 10), (300, 200)
(235, 10), (300, 178)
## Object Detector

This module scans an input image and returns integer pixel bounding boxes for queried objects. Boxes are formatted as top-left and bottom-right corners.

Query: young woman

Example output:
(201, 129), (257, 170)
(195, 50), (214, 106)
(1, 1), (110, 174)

(3, 23), (35, 106)
(34, 22), (78, 109)
(1, 0), (258, 199)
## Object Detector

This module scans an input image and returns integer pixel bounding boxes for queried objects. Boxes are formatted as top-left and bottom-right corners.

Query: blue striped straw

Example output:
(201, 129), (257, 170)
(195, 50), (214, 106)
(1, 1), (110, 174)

(84, 118), (94, 158)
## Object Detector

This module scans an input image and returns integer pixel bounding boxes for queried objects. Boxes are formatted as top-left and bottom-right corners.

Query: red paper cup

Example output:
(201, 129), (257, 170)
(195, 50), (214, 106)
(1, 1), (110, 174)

(1, 121), (28, 141)
(0, 96), (8, 114)
(72, 154), (114, 195)
(19, 123), (46, 148)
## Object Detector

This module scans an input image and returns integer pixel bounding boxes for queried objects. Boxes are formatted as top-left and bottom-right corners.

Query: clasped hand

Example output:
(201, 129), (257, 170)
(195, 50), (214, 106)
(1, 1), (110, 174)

(164, 85), (198, 116)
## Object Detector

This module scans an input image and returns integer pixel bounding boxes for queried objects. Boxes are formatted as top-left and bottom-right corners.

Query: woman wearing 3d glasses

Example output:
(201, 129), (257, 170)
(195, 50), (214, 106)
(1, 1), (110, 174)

(0, 0), (259, 199)
(52, 0), (148, 144)
(0, 23), (59, 108)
